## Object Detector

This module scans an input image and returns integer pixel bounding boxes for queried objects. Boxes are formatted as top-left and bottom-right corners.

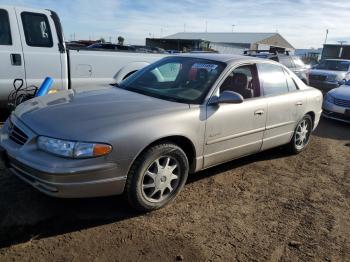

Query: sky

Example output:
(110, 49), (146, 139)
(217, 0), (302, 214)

(1, 0), (350, 48)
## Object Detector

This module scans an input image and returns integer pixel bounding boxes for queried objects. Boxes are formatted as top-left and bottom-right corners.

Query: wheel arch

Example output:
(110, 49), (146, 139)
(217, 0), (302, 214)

(129, 135), (198, 175)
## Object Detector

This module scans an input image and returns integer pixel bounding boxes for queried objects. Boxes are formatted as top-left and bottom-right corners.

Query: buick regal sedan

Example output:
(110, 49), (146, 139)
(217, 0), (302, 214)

(0, 54), (323, 211)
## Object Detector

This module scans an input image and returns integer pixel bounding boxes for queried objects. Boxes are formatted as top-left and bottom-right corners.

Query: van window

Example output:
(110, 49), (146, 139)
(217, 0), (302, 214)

(0, 9), (12, 45)
(258, 63), (289, 96)
(21, 12), (53, 47)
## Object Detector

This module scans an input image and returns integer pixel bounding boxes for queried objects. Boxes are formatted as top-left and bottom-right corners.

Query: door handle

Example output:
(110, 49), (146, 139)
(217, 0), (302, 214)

(295, 101), (303, 106)
(10, 54), (22, 66)
(254, 109), (265, 116)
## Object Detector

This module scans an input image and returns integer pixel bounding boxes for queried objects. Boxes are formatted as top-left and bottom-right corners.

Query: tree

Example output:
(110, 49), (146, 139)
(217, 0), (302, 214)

(99, 37), (106, 43)
(117, 36), (125, 45)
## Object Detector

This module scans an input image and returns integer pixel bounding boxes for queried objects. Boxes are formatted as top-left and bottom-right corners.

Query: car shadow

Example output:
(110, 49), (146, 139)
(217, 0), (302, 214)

(313, 117), (350, 141)
(0, 146), (289, 249)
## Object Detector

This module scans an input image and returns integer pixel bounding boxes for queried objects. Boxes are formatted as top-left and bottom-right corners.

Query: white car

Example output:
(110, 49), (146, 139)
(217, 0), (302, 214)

(323, 80), (350, 123)
(0, 5), (165, 109)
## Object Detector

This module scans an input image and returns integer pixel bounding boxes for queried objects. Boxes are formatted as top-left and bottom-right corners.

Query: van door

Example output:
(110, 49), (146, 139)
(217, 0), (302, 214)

(0, 7), (25, 108)
(15, 7), (64, 90)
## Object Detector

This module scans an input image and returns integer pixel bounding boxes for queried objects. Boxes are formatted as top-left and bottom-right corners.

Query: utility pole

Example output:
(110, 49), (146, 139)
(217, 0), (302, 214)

(205, 20), (208, 32)
(184, 23), (186, 32)
(337, 40), (347, 46)
(324, 29), (329, 44)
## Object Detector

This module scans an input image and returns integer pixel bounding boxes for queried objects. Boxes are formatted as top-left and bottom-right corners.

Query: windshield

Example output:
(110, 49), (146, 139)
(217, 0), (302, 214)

(316, 60), (350, 71)
(119, 57), (226, 104)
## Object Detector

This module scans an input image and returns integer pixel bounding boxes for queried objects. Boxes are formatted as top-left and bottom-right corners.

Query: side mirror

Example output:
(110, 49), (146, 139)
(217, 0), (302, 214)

(338, 79), (346, 86)
(209, 91), (244, 105)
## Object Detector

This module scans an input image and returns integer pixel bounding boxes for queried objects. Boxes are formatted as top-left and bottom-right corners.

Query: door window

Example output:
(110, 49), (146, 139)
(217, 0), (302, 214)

(220, 64), (261, 99)
(21, 12), (53, 47)
(284, 70), (299, 91)
(0, 9), (12, 45)
(258, 63), (289, 96)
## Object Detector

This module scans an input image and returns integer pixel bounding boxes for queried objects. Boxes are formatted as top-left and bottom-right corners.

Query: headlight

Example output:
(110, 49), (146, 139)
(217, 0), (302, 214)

(326, 75), (337, 82)
(325, 93), (334, 104)
(37, 136), (112, 158)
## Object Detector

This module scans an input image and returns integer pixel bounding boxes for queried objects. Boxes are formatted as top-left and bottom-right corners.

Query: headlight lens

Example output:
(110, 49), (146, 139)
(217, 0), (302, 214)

(325, 93), (334, 104)
(326, 75), (337, 82)
(37, 136), (112, 158)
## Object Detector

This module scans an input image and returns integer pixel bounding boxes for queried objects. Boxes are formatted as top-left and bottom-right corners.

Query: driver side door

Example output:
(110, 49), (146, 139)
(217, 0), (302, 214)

(203, 63), (267, 168)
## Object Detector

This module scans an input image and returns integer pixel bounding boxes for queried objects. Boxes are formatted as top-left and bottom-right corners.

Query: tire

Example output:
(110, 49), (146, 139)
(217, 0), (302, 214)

(288, 114), (313, 154)
(125, 143), (189, 212)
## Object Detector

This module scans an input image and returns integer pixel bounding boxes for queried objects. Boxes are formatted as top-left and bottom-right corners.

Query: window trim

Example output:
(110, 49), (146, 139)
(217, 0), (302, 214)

(21, 11), (53, 48)
(283, 68), (300, 92)
(0, 9), (13, 46)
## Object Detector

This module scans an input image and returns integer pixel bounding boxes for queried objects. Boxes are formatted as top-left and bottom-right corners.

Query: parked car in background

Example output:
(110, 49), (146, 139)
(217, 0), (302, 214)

(0, 5), (165, 110)
(87, 43), (136, 51)
(244, 50), (310, 84)
(0, 54), (323, 211)
(309, 59), (350, 93)
(322, 80), (350, 123)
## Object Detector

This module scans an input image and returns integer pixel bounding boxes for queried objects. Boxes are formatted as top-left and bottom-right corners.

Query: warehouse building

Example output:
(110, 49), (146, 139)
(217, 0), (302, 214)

(147, 32), (295, 54)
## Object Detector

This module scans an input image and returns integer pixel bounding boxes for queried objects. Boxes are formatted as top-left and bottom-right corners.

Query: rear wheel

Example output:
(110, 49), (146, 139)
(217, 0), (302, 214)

(288, 115), (313, 154)
(125, 143), (189, 212)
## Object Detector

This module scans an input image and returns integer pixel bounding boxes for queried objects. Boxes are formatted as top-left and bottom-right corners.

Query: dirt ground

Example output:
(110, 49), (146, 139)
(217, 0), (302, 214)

(0, 117), (349, 261)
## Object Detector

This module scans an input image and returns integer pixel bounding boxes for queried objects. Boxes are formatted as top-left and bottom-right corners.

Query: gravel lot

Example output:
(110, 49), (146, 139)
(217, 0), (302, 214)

(0, 118), (349, 261)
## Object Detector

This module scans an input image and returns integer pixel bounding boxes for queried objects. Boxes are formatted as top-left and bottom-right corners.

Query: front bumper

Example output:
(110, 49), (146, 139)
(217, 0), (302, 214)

(322, 100), (350, 124)
(0, 118), (128, 198)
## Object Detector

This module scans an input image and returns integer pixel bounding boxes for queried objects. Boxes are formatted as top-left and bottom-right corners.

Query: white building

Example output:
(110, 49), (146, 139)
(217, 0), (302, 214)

(163, 32), (295, 54)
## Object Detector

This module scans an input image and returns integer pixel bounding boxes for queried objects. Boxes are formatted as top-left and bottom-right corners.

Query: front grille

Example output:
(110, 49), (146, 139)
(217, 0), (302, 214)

(309, 74), (327, 81)
(9, 125), (29, 145)
(334, 98), (350, 108)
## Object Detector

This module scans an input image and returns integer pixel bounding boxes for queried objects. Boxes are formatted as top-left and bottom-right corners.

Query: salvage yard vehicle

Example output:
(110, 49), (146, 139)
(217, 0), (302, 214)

(309, 59), (350, 93)
(244, 50), (310, 85)
(0, 5), (165, 109)
(323, 80), (350, 123)
(0, 54), (323, 211)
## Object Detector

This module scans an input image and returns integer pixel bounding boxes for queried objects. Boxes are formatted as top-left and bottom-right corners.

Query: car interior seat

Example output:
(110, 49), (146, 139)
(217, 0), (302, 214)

(231, 73), (252, 99)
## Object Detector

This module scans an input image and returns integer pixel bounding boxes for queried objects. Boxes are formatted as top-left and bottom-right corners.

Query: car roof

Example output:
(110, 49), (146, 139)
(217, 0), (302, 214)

(176, 53), (262, 64)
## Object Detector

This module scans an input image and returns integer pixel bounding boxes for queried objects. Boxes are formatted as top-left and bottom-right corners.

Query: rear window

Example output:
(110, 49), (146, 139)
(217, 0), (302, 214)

(0, 9), (12, 45)
(21, 12), (53, 47)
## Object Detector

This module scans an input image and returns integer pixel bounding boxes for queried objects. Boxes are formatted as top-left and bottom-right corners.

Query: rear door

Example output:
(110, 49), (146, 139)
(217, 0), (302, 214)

(0, 7), (25, 107)
(15, 7), (64, 90)
(258, 63), (302, 151)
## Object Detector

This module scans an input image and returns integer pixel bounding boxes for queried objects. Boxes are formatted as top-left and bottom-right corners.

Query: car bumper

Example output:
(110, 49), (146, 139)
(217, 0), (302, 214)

(309, 81), (339, 93)
(0, 119), (128, 198)
(322, 100), (350, 124)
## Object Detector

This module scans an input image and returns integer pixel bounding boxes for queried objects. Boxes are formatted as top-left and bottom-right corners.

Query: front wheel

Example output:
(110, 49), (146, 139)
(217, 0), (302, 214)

(125, 143), (189, 212)
(288, 115), (313, 154)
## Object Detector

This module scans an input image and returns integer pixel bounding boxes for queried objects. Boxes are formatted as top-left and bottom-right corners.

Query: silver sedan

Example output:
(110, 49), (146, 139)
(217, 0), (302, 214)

(323, 80), (350, 123)
(0, 54), (323, 211)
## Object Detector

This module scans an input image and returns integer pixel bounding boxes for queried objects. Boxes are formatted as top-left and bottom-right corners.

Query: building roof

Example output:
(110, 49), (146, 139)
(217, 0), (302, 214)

(164, 32), (295, 50)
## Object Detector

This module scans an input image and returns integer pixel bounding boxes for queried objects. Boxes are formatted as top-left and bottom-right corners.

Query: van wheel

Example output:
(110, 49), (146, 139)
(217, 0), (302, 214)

(125, 143), (189, 212)
(288, 115), (312, 154)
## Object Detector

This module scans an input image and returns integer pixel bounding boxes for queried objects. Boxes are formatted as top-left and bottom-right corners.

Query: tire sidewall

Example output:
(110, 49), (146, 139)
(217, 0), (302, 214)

(129, 144), (189, 211)
(291, 115), (312, 153)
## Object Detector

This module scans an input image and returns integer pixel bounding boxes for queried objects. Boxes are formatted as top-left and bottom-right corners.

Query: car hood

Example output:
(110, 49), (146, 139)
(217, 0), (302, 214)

(14, 86), (189, 139)
(310, 69), (347, 78)
(329, 85), (350, 100)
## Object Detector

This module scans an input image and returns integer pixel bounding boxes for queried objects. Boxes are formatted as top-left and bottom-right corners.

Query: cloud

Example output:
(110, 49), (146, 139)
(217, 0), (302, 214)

(2, 0), (350, 48)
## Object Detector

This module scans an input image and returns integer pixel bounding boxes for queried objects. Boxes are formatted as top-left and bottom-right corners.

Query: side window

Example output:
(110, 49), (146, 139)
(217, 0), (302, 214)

(278, 56), (294, 68)
(21, 12), (53, 47)
(220, 64), (261, 99)
(258, 63), (289, 96)
(284, 70), (299, 91)
(0, 9), (12, 45)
